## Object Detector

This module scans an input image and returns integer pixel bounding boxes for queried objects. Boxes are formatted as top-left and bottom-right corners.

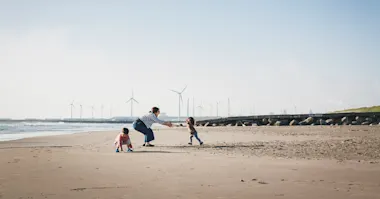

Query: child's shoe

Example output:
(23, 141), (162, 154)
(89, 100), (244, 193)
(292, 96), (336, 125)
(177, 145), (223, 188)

(188, 142), (192, 145)
(116, 148), (120, 153)
(200, 142), (204, 145)
(127, 148), (133, 152)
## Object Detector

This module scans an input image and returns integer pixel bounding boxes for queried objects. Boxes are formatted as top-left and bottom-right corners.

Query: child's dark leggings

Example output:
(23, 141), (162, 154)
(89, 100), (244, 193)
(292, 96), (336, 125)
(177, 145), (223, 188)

(190, 132), (202, 143)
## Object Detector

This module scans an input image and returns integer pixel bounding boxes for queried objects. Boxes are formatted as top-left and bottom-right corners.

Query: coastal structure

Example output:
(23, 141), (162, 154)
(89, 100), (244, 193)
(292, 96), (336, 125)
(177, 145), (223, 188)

(197, 112), (380, 126)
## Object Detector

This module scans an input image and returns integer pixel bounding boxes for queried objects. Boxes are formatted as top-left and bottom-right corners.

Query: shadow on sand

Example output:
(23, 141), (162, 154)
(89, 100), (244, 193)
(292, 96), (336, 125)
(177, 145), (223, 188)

(164, 144), (264, 149)
(130, 150), (184, 154)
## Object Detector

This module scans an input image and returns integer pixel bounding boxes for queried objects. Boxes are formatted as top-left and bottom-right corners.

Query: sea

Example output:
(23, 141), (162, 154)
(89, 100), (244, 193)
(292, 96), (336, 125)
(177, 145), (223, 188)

(0, 122), (133, 142)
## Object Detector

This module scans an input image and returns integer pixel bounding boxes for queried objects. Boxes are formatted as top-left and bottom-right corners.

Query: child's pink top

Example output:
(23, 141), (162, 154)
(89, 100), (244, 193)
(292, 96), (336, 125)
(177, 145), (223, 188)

(114, 133), (132, 150)
(115, 133), (130, 143)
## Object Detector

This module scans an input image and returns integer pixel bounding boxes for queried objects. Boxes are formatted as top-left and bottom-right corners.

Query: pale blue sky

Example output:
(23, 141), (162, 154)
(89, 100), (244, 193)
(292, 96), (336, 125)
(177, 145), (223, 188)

(0, 0), (379, 119)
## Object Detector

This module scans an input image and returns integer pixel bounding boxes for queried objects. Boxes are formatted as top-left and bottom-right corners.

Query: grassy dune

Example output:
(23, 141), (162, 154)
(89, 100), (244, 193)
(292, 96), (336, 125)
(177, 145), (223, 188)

(333, 106), (380, 113)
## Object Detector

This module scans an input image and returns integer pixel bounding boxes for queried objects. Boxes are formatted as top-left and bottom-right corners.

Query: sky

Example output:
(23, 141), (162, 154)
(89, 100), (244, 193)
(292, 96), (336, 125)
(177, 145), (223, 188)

(0, 0), (379, 119)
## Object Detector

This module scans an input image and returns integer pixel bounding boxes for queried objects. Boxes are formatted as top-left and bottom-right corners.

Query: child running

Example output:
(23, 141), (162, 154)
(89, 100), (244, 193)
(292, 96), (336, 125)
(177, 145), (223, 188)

(186, 117), (203, 145)
(114, 128), (133, 152)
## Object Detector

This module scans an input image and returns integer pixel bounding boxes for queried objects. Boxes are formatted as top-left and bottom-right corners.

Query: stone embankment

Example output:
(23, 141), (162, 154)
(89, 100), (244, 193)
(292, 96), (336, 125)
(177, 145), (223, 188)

(196, 113), (380, 127)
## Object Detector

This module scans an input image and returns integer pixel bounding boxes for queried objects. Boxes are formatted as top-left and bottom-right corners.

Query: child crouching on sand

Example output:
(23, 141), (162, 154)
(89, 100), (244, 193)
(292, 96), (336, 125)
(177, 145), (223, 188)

(186, 117), (203, 145)
(114, 128), (133, 152)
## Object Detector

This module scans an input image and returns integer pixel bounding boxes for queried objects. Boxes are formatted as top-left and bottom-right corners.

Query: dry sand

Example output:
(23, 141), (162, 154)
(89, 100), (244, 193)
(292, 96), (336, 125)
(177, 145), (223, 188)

(1, 126), (380, 199)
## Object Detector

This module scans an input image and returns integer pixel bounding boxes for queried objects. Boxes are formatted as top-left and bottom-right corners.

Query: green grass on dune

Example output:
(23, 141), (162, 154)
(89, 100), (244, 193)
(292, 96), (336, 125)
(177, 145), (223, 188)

(333, 106), (380, 113)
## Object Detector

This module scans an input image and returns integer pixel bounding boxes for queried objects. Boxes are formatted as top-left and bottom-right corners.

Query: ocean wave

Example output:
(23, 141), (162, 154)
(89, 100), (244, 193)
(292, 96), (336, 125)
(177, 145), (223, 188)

(0, 122), (129, 141)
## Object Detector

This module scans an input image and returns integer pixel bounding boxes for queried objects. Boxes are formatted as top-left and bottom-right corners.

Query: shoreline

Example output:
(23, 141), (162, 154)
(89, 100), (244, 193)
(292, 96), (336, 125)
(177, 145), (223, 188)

(0, 122), (132, 142)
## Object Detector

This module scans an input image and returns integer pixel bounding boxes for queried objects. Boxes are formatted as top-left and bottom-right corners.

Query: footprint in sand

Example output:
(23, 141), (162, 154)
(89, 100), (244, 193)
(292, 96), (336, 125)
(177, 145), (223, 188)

(258, 181), (268, 185)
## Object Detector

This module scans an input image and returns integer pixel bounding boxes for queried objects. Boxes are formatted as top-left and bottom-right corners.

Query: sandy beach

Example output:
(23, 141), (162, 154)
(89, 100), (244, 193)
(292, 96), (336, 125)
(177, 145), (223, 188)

(1, 126), (380, 199)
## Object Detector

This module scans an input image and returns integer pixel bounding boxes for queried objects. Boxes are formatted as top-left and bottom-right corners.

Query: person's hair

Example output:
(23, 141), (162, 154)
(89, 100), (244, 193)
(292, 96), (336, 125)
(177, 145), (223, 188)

(123, 128), (129, 134)
(187, 117), (195, 125)
(151, 107), (160, 114)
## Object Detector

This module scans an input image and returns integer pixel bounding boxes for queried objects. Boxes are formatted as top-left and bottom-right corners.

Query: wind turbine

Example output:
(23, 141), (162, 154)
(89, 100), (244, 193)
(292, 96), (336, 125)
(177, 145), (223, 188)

(216, 101), (220, 117)
(101, 104), (104, 119)
(192, 97), (195, 116)
(170, 86), (187, 122)
(79, 104), (83, 119)
(69, 101), (75, 119)
(91, 106), (95, 119)
(126, 90), (139, 117)
(197, 105), (204, 117)
(187, 98), (190, 117)
(228, 98), (231, 117)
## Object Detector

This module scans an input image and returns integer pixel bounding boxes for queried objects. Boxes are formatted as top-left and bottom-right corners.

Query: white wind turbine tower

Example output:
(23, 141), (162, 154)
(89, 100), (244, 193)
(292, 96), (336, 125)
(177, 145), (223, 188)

(228, 98), (231, 117)
(91, 106), (95, 119)
(79, 104), (83, 119)
(170, 86), (187, 122)
(69, 101), (75, 119)
(197, 105), (204, 117)
(216, 101), (220, 117)
(192, 97), (195, 116)
(126, 90), (139, 117)
(187, 98), (190, 117)
(101, 104), (104, 119)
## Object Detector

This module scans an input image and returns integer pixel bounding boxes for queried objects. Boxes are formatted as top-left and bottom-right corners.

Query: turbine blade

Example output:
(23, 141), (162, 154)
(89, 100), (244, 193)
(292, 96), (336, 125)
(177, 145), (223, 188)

(180, 95), (183, 103)
(133, 99), (139, 103)
(180, 85), (187, 93)
(170, 89), (180, 94)
(126, 98), (132, 103)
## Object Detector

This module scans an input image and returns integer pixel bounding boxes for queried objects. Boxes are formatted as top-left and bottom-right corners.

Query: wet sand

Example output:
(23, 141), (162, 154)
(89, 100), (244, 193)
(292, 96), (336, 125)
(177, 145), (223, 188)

(1, 126), (380, 199)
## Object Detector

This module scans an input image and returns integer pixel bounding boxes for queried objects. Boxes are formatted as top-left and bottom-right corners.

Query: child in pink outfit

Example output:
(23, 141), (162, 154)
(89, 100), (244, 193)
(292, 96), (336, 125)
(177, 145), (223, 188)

(114, 128), (133, 152)
(186, 117), (203, 145)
